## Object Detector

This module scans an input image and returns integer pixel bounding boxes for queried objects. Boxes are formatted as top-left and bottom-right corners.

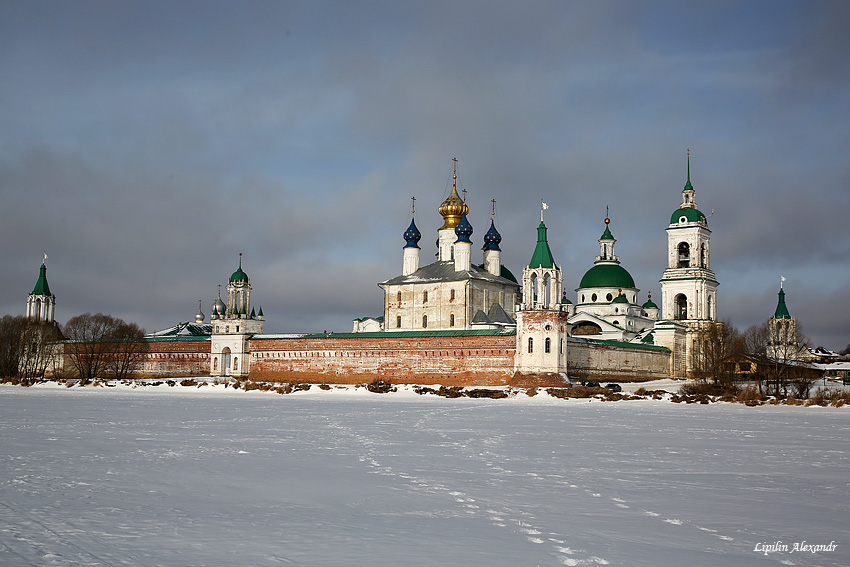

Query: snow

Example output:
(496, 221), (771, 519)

(1, 383), (847, 566)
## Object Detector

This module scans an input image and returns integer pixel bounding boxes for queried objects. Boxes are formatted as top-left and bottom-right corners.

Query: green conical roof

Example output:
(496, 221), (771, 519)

(774, 288), (791, 319)
(683, 154), (693, 193)
(31, 263), (51, 296)
(600, 225), (614, 240)
(528, 221), (556, 269)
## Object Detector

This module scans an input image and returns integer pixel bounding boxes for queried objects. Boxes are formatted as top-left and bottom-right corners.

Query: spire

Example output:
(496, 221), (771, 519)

(529, 221), (556, 269)
(683, 149), (693, 193)
(774, 286), (791, 319)
(600, 208), (614, 240)
(31, 261), (52, 296)
(438, 158), (469, 230)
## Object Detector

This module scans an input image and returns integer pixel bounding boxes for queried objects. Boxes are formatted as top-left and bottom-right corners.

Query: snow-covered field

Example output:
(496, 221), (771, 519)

(1, 383), (846, 567)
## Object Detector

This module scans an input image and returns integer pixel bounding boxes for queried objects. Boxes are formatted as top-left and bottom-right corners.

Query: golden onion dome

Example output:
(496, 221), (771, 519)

(438, 166), (469, 229)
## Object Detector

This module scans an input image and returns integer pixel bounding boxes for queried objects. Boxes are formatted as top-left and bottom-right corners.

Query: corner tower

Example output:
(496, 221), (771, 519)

(659, 152), (718, 323)
(515, 203), (569, 377)
(26, 254), (56, 325)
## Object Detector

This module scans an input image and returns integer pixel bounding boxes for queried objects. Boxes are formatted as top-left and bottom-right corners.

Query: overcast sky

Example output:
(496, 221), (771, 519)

(2, 1), (848, 350)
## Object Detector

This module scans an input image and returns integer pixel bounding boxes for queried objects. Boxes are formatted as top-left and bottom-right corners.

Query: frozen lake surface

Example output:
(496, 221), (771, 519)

(1, 384), (847, 566)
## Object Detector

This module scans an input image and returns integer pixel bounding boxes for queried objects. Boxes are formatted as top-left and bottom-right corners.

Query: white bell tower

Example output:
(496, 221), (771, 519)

(659, 152), (718, 323)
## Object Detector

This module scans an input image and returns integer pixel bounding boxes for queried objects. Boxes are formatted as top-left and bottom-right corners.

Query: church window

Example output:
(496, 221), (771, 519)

(423, 291), (428, 303)
(591, 293), (597, 302)
(450, 289), (455, 301)
(559, 339), (564, 354)
(213, 357), (218, 371)
(606, 293), (613, 302)
(581, 295), (585, 302)
(613, 320), (619, 326)
(233, 357), (238, 372)
(677, 242), (690, 268)
(675, 294), (688, 320)
(545, 324), (552, 331)
(545, 338), (551, 353)
(236, 326), (239, 333)
(422, 315), (427, 328)
(397, 291), (402, 302)
(396, 316), (401, 328)
(450, 314), (455, 327)
(707, 296), (713, 320)
(528, 337), (533, 353)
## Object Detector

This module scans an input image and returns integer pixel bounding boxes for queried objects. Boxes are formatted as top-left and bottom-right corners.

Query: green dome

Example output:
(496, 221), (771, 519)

(579, 264), (636, 289)
(612, 293), (630, 304)
(670, 207), (707, 225)
(642, 298), (658, 309)
(230, 266), (249, 283)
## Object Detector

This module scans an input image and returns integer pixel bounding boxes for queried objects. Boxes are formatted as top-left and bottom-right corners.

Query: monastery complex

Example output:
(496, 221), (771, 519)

(28, 156), (781, 386)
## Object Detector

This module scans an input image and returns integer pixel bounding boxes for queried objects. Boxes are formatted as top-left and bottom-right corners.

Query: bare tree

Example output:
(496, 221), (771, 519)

(744, 320), (812, 397)
(0, 315), (62, 381)
(64, 313), (146, 383)
(0, 315), (27, 379)
(105, 321), (147, 379)
(18, 321), (63, 379)
(690, 320), (741, 390)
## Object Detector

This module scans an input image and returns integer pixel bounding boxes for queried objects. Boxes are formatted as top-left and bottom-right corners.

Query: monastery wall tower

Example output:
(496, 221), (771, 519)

(210, 254), (264, 378)
(26, 255), (56, 325)
(515, 206), (570, 377)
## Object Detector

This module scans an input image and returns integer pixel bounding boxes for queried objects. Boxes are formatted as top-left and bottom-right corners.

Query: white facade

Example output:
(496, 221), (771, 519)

(210, 258), (264, 378)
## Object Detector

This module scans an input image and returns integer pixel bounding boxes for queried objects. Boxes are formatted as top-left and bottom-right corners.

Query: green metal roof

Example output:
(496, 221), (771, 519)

(642, 298), (658, 309)
(528, 221), (556, 269)
(600, 225), (614, 240)
(774, 288), (792, 319)
(299, 329), (517, 339)
(612, 293), (630, 304)
(670, 207), (707, 225)
(579, 264), (636, 289)
(31, 263), (51, 296)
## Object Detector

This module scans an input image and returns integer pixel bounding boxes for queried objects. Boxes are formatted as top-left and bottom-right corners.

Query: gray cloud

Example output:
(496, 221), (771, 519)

(2, 1), (848, 349)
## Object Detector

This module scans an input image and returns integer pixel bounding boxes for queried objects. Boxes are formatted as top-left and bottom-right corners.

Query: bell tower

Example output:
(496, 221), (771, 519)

(659, 152), (718, 323)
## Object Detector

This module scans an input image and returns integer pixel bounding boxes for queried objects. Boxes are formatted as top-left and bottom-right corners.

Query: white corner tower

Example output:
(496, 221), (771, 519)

(26, 254), (56, 325)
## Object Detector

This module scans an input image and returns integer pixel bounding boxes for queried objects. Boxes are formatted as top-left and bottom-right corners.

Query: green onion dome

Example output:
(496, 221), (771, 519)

(579, 264), (636, 289)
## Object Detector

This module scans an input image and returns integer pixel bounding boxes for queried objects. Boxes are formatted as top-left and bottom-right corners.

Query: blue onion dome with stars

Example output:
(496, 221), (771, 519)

(403, 217), (421, 249)
(482, 219), (502, 251)
(454, 213), (473, 243)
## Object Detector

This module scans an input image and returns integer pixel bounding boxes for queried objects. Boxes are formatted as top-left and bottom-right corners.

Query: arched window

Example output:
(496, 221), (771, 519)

(213, 357), (218, 371)
(450, 289), (455, 301)
(545, 337), (551, 353)
(396, 316), (402, 328)
(397, 291), (402, 302)
(707, 296), (713, 320)
(543, 273), (551, 306)
(450, 314), (455, 327)
(559, 338), (564, 354)
(675, 294), (688, 320)
(423, 291), (428, 303)
(528, 337), (533, 353)
(531, 273), (539, 303)
(677, 242), (690, 268)
(233, 357), (238, 372)
(422, 315), (427, 328)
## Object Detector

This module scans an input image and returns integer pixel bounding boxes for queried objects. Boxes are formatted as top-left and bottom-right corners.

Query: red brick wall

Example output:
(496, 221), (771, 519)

(136, 340), (211, 377)
(248, 335), (516, 386)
